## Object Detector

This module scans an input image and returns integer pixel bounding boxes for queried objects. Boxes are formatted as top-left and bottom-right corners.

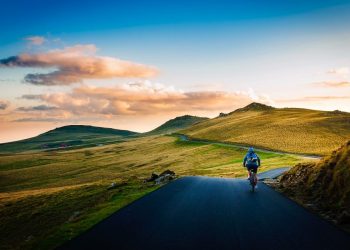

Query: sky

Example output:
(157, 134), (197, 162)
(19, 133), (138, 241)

(1, 0), (350, 142)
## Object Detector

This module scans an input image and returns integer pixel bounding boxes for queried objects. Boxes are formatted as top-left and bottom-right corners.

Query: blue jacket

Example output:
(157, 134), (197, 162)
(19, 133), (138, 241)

(243, 152), (261, 167)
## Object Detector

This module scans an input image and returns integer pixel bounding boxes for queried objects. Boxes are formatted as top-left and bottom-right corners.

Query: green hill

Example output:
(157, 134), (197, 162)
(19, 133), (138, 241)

(0, 125), (138, 153)
(0, 134), (304, 249)
(181, 102), (350, 155)
(146, 115), (208, 135)
(279, 140), (350, 229)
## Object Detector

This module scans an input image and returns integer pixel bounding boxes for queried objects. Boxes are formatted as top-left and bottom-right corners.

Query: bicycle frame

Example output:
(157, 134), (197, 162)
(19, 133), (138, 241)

(249, 170), (257, 192)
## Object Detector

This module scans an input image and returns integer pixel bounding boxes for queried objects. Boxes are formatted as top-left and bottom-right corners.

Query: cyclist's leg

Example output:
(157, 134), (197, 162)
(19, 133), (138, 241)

(252, 167), (258, 184)
(254, 172), (258, 184)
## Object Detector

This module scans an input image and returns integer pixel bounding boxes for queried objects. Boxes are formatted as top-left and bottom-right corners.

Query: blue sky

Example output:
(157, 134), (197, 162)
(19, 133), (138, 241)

(1, 0), (350, 142)
(1, 0), (349, 43)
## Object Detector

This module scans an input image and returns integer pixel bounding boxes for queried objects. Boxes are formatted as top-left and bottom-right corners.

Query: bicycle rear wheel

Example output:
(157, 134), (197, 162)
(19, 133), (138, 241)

(249, 171), (256, 192)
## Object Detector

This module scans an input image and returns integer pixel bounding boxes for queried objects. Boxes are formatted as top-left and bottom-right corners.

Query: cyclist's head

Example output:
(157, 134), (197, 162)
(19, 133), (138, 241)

(248, 147), (254, 153)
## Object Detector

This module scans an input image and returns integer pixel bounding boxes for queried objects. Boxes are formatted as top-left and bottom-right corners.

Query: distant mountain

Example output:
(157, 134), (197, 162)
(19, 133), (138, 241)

(47, 125), (137, 136)
(147, 115), (209, 135)
(0, 125), (138, 153)
(181, 103), (350, 155)
(230, 102), (275, 113)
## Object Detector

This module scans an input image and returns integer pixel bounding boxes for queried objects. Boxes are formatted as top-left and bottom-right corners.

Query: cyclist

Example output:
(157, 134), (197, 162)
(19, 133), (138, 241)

(243, 147), (261, 187)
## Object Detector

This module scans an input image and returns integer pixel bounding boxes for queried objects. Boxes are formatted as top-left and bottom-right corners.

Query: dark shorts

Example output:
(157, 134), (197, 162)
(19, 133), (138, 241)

(246, 165), (258, 173)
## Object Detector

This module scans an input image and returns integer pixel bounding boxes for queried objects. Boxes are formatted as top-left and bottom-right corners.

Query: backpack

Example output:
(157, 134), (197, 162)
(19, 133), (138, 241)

(246, 153), (258, 165)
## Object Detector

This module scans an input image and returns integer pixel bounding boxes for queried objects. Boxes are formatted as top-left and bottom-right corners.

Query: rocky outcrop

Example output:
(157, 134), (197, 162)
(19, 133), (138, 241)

(145, 170), (176, 184)
(145, 173), (159, 182)
(277, 140), (350, 229)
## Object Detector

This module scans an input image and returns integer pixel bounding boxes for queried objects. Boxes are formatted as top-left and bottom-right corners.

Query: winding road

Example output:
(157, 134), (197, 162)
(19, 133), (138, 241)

(61, 175), (350, 250)
(176, 134), (321, 160)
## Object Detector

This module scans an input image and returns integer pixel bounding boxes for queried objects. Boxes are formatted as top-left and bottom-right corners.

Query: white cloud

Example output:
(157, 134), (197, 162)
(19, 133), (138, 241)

(0, 44), (158, 85)
(327, 67), (349, 78)
(19, 81), (273, 118)
(314, 81), (350, 88)
(25, 36), (46, 46)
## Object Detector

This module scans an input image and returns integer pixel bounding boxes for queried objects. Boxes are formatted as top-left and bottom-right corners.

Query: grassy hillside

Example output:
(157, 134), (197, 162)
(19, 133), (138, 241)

(0, 135), (306, 249)
(0, 125), (138, 153)
(278, 140), (350, 230)
(0, 114), (208, 153)
(182, 102), (350, 155)
(146, 115), (208, 135)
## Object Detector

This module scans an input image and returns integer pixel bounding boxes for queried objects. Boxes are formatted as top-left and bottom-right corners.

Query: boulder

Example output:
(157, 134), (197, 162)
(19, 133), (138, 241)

(159, 170), (175, 177)
(155, 170), (176, 184)
(145, 172), (159, 182)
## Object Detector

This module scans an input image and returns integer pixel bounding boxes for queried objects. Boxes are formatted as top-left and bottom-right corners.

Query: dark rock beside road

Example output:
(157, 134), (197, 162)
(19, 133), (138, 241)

(145, 170), (176, 184)
(145, 173), (159, 182)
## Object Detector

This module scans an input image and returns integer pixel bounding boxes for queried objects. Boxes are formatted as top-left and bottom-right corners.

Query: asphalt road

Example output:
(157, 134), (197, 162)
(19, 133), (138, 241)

(257, 167), (291, 180)
(61, 176), (350, 250)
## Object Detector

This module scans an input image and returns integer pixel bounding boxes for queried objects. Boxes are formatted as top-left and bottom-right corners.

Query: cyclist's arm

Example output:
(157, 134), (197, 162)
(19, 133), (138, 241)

(243, 155), (247, 167)
(257, 156), (261, 167)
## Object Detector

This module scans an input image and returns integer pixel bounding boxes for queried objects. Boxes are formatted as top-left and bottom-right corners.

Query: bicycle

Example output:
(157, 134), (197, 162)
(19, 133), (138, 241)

(248, 169), (257, 192)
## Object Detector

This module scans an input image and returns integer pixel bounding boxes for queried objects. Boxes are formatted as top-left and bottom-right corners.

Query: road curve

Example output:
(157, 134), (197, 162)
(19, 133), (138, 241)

(176, 134), (321, 160)
(60, 177), (350, 250)
(257, 167), (291, 180)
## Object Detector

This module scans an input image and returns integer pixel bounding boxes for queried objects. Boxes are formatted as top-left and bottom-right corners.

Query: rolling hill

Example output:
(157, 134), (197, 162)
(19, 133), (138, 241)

(0, 114), (209, 153)
(146, 115), (208, 135)
(0, 125), (138, 153)
(0, 135), (303, 249)
(181, 102), (350, 155)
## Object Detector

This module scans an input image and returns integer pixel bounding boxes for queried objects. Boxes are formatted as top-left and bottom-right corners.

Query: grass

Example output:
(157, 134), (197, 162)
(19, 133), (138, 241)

(0, 135), (308, 249)
(0, 125), (138, 153)
(277, 140), (350, 231)
(0, 115), (208, 153)
(181, 103), (350, 155)
(0, 180), (157, 250)
(146, 115), (209, 135)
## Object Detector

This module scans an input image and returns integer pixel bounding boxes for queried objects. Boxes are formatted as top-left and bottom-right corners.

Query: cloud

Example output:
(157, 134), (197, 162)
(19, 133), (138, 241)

(278, 95), (350, 102)
(21, 94), (43, 100)
(327, 67), (349, 77)
(302, 96), (350, 101)
(313, 67), (350, 88)
(313, 81), (350, 88)
(25, 36), (46, 46)
(0, 79), (15, 82)
(13, 117), (63, 122)
(0, 44), (158, 85)
(0, 100), (10, 110)
(20, 81), (272, 117)
(16, 105), (58, 112)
